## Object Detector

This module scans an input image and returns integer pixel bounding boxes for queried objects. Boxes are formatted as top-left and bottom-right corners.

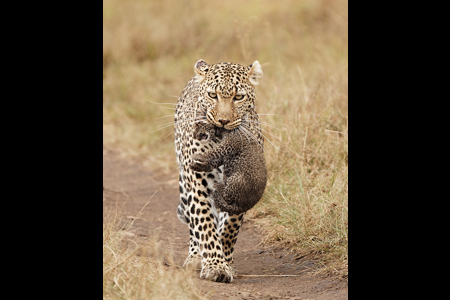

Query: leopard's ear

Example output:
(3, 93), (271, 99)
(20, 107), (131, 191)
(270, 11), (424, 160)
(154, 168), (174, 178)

(194, 59), (210, 83)
(248, 60), (263, 86)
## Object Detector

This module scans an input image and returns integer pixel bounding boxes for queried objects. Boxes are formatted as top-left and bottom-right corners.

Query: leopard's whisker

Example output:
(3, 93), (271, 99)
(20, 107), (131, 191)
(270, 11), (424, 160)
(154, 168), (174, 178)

(258, 127), (282, 141)
(244, 126), (265, 152)
(151, 125), (173, 134)
(156, 115), (176, 120)
(162, 130), (175, 140)
(240, 122), (268, 149)
(153, 123), (176, 132)
(241, 118), (283, 144)
(250, 121), (282, 131)
(244, 122), (282, 142)
(237, 127), (251, 146)
(153, 117), (206, 133)
(156, 106), (179, 111)
(158, 119), (205, 139)
(241, 122), (270, 145)
(242, 119), (283, 131)
(239, 125), (265, 152)
(241, 123), (280, 151)
(255, 113), (283, 117)
(235, 128), (243, 144)
(254, 128), (282, 151)
(199, 123), (210, 132)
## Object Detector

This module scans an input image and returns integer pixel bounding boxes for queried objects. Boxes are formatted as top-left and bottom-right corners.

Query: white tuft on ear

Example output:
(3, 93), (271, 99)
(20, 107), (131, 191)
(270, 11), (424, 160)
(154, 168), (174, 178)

(248, 60), (263, 86)
(194, 59), (209, 83)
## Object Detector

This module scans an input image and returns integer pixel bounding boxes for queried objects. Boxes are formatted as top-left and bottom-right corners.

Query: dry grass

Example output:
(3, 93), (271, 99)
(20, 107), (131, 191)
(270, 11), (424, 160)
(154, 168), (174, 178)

(103, 0), (348, 279)
(103, 204), (208, 300)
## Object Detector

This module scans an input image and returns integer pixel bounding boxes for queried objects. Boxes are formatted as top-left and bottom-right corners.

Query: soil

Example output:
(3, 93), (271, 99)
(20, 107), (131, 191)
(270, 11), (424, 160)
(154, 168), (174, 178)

(103, 148), (348, 300)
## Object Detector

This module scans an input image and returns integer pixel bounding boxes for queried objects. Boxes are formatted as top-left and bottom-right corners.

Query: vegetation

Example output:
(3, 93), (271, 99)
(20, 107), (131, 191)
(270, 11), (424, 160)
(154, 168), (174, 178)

(103, 0), (348, 295)
(103, 206), (208, 299)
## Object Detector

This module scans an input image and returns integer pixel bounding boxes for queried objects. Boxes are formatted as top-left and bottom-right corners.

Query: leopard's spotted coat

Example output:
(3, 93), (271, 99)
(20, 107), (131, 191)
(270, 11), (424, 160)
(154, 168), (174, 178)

(174, 60), (263, 283)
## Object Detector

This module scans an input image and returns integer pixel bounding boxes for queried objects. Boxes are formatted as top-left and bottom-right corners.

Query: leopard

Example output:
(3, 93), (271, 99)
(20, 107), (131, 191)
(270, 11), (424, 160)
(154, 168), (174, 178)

(190, 123), (267, 215)
(174, 59), (264, 283)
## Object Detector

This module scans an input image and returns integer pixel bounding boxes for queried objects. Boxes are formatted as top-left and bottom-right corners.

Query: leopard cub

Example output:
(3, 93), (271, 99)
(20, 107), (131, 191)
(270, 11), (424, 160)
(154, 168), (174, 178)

(190, 123), (267, 215)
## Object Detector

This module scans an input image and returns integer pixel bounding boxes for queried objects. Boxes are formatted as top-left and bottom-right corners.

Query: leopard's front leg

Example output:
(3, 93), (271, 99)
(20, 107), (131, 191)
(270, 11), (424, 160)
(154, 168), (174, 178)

(185, 168), (233, 283)
(218, 211), (245, 273)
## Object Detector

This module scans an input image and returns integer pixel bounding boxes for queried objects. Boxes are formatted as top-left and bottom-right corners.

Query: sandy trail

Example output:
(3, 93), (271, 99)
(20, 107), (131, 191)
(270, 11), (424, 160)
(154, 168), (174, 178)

(103, 150), (348, 299)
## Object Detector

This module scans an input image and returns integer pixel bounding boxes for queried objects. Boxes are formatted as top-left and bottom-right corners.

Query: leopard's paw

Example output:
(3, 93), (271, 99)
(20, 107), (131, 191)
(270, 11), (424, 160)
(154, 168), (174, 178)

(200, 262), (233, 283)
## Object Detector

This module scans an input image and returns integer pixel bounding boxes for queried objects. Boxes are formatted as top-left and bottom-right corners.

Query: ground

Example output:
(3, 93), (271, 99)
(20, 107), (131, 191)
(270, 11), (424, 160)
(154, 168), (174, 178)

(103, 148), (348, 300)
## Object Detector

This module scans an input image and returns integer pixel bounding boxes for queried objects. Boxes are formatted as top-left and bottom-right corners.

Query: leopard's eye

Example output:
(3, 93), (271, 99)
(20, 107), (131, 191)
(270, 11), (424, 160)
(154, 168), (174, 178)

(233, 94), (244, 101)
(208, 92), (217, 99)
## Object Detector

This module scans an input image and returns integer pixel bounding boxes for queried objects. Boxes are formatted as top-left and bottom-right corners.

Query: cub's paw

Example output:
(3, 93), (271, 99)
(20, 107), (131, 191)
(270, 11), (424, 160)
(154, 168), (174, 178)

(190, 154), (212, 172)
(212, 184), (233, 205)
(213, 182), (225, 194)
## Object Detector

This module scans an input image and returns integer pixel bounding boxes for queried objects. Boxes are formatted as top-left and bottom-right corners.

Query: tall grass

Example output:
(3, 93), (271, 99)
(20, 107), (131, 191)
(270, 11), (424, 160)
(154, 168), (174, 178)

(103, 0), (348, 276)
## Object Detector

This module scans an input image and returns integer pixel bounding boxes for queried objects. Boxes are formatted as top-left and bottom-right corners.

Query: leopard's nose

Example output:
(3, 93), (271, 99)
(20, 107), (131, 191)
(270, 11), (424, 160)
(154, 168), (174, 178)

(219, 119), (230, 125)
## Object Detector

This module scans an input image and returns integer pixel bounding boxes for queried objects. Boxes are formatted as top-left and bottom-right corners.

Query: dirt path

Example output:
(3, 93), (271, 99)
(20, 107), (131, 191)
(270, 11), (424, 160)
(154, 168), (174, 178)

(103, 150), (348, 300)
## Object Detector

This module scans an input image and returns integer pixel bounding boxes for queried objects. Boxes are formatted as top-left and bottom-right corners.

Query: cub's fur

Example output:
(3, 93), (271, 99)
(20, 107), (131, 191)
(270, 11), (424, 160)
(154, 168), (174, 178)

(190, 123), (267, 215)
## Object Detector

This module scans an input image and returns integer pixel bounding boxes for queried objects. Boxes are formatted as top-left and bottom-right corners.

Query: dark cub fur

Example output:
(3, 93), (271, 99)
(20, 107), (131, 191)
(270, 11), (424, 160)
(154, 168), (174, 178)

(190, 123), (267, 215)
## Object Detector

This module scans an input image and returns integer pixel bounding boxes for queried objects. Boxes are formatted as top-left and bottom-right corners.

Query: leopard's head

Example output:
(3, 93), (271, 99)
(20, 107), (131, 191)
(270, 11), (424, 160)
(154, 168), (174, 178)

(193, 60), (263, 130)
